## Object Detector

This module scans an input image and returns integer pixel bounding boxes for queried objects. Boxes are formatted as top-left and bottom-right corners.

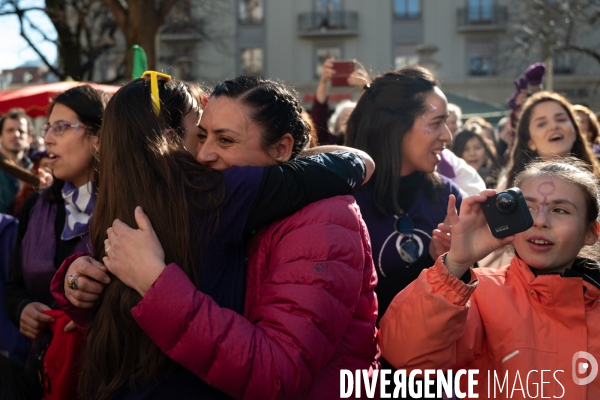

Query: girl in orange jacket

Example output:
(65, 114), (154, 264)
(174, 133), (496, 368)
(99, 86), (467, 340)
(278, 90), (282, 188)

(380, 158), (600, 399)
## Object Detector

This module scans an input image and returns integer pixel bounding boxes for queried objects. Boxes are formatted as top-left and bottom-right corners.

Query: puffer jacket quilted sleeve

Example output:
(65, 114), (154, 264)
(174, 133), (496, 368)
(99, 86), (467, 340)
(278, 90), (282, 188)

(378, 255), (483, 370)
(131, 195), (379, 399)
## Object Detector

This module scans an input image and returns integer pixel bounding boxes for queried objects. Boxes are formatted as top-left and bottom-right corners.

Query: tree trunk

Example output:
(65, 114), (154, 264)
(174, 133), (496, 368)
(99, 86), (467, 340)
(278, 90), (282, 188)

(46, 0), (83, 80)
(545, 56), (553, 91)
(104, 0), (175, 78)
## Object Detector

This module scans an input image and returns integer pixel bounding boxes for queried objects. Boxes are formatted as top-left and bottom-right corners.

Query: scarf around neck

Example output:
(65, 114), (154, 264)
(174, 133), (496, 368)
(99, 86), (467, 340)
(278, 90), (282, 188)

(61, 180), (96, 240)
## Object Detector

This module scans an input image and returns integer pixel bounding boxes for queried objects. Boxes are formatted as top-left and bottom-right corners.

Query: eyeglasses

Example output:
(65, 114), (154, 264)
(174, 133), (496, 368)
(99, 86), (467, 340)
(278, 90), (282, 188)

(41, 122), (87, 137)
(141, 70), (172, 116)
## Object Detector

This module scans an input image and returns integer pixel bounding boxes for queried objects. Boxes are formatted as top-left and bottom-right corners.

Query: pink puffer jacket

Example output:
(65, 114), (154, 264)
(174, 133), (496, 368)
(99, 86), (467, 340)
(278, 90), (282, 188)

(131, 195), (379, 399)
(244, 194), (380, 399)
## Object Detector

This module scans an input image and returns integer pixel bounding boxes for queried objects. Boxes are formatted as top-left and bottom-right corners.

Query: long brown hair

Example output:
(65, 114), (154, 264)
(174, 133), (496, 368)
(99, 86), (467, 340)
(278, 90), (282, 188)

(80, 78), (224, 399)
(504, 91), (600, 187)
(345, 66), (443, 216)
(573, 104), (600, 145)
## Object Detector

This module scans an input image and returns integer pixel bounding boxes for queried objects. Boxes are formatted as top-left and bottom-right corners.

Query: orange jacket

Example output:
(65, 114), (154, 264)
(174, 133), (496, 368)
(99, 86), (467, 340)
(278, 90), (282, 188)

(379, 255), (600, 399)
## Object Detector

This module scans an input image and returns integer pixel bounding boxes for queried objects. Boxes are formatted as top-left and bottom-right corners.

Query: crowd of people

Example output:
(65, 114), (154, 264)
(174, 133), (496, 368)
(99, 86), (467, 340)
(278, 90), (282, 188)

(0, 59), (599, 400)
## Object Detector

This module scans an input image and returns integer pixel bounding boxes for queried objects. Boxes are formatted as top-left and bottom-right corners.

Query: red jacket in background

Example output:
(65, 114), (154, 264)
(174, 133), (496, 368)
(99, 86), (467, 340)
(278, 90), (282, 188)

(132, 195), (380, 399)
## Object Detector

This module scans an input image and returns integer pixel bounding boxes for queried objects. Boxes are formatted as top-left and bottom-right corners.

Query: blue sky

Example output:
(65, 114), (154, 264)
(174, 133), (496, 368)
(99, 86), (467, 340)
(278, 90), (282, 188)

(0, 0), (57, 71)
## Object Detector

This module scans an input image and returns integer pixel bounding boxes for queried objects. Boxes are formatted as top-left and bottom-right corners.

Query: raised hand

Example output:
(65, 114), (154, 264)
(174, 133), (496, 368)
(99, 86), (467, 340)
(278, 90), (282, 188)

(347, 68), (371, 92)
(64, 256), (110, 308)
(36, 167), (54, 188)
(444, 191), (515, 278)
(104, 206), (166, 297)
(430, 218), (452, 260)
(320, 58), (335, 83)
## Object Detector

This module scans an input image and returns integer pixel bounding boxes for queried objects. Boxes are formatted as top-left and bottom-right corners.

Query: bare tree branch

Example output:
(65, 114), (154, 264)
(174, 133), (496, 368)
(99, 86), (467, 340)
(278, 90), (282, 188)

(503, 0), (600, 71)
(14, 7), (64, 78)
(157, 0), (179, 22)
(560, 45), (600, 65)
(23, 14), (55, 43)
(0, 6), (45, 15)
(101, 0), (126, 28)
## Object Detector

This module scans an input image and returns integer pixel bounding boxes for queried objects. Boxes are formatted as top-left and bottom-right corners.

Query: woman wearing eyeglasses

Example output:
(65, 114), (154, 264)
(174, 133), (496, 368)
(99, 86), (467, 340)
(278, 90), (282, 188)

(3, 85), (108, 395)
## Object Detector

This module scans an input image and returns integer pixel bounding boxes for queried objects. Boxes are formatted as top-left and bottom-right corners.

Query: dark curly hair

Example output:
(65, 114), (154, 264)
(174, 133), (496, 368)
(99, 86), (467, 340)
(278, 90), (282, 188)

(211, 76), (309, 158)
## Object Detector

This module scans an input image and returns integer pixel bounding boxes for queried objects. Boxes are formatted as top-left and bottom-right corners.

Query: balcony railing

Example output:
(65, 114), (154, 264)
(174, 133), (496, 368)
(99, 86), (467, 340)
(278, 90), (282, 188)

(161, 18), (204, 41)
(457, 5), (507, 33)
(298, 11), (358, 37)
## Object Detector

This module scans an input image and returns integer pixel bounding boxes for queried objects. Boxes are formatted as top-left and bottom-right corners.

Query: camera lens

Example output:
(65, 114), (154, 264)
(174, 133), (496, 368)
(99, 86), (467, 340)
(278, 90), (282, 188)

(496, 192), (516, 213)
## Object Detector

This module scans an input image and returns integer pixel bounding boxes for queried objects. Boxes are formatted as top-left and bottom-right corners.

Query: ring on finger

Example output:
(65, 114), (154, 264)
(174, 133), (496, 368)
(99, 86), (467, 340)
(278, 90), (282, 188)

(67, 274), (79, 290)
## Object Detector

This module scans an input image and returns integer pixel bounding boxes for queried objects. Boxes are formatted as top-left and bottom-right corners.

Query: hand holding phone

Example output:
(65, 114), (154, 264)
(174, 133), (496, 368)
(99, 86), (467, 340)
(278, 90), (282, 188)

(331, 60), (355, 87)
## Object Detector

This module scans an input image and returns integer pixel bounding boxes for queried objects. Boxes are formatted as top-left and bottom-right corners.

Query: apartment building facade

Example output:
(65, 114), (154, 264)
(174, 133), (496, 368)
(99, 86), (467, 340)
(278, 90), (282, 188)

(156, 0), (600, 112)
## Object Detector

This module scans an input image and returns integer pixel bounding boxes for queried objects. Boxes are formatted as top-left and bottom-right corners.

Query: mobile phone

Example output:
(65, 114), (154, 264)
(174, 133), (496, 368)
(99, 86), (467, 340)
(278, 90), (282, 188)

(480, 187), (533, 238)
(331, 60), (355, 87)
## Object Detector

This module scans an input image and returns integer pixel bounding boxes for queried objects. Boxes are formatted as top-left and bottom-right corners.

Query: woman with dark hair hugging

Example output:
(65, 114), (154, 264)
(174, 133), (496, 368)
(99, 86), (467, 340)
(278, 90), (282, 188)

(51, 75), (376, 399)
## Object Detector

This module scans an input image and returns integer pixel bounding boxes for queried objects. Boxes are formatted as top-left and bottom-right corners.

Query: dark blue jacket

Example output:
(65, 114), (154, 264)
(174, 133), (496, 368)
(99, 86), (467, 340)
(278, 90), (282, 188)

(0, 213), (25, 364)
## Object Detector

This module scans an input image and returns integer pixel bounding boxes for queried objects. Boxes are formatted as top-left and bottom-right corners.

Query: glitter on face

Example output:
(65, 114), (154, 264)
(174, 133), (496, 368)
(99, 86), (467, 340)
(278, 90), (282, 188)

(422, 104), (439, 133)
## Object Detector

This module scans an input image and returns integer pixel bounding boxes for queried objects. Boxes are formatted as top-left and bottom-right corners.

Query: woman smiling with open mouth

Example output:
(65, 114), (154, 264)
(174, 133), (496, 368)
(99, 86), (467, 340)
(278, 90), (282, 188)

(498, 91), (600, 189)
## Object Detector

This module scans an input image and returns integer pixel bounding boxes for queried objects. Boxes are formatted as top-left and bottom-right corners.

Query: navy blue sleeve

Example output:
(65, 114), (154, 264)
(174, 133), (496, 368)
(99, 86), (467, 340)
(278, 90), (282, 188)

(217, 151), (367, 241)
(245, 151), (366, 236)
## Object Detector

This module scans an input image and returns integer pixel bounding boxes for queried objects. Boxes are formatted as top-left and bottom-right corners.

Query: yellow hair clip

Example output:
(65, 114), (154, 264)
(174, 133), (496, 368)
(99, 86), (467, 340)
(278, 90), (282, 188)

(141, 70), (172, 116)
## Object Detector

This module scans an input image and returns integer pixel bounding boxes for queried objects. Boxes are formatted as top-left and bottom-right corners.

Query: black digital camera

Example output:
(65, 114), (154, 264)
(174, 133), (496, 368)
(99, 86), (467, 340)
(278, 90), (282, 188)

(480, 187), (534, 238)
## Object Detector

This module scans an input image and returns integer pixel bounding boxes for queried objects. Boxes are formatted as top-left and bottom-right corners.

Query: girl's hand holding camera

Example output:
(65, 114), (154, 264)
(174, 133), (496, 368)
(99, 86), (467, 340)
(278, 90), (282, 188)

(444, 190), (516, 278)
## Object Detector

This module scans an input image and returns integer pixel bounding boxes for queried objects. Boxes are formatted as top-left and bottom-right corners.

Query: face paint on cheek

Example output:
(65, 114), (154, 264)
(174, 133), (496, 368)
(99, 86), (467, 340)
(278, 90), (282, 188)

(537, 181), (557, 212)
(421, 105), (438, 133)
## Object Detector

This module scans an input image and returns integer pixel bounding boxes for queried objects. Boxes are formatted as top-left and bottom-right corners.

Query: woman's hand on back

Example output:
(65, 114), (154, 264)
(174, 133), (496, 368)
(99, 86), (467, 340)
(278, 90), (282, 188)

(444, 190), (515, 278)
(64, 256), (110, 308)
(302, 145), (375, 184)
(104, 207), (166, 297)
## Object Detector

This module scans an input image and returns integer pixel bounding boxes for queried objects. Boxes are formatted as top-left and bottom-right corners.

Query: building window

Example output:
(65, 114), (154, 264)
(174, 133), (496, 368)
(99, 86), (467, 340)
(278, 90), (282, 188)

(394, 0), (420, 19)
(313, 0), (344, 30)
(315, 46), (342, 78)
(553, 53), (573, 74)
(315, 0), (341, 13)
(468, 42), (495, 75)
(241, 48), (263, 76)
(239, 0), (263, 24)
(468, 0), (492, 22)
(469, 56), (493, 75)
(395, 44), (419, 69)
